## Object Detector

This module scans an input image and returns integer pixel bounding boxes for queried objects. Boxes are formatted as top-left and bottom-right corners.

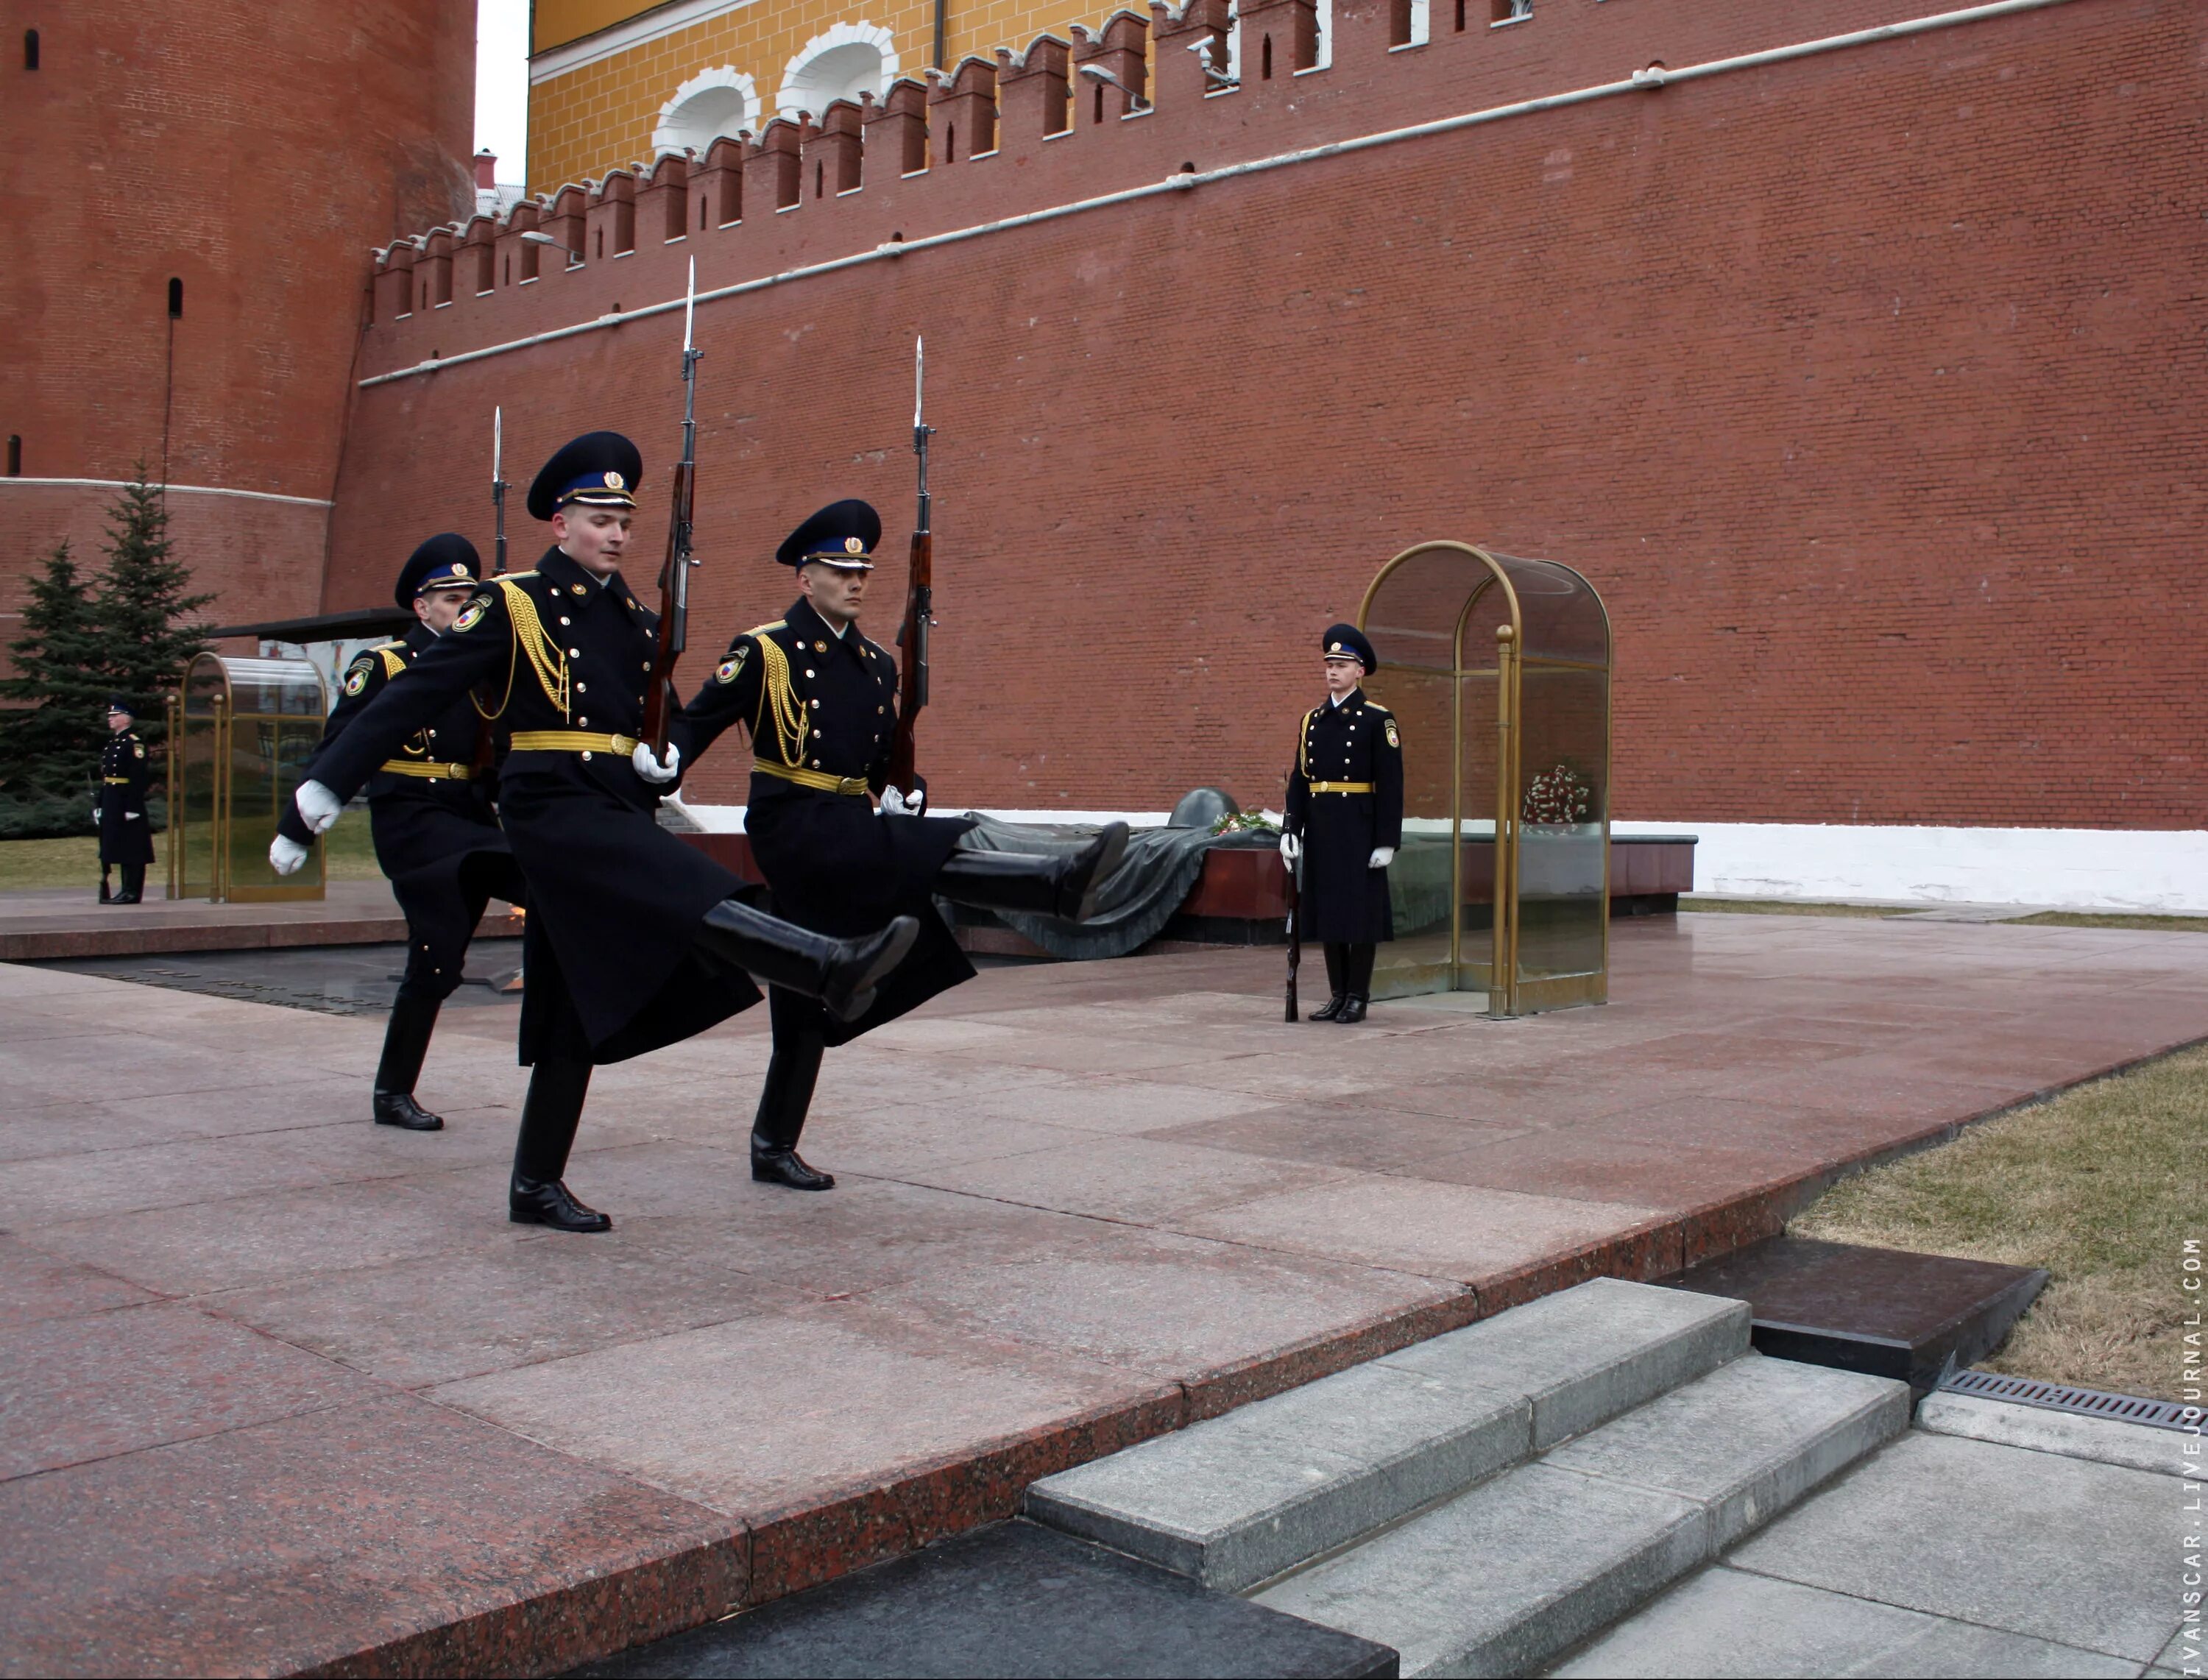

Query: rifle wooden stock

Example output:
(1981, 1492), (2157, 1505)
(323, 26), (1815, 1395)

(1284, 857), (1301, 1022)
(642, 456), (696, 756)
(887, 525), (930, 793)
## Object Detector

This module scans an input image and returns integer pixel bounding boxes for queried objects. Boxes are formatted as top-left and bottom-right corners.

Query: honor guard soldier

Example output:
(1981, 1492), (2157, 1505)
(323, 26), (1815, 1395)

(96, 696), (155, 904)
(279, 534), (528, 1132)
(676, 499), (1128, 1190)
(1281, 624), (1404, 1023)
(272, 433), (918, 1233)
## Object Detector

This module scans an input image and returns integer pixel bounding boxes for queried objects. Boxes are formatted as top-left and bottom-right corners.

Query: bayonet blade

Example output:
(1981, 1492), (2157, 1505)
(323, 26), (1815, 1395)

(683, 257), (696, 355)
(914, 336), (924, 428)
(492, 405), (501, 480)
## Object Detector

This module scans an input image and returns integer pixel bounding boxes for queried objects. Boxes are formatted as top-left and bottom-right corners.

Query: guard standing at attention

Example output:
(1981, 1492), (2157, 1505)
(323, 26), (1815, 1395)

(676, 499), (1128, 1190)
(96, 696), (156, 904)
(294, 534), (528, 1131)
(1281, 623), (1404, 1023)
(272, 434), (918, 1233)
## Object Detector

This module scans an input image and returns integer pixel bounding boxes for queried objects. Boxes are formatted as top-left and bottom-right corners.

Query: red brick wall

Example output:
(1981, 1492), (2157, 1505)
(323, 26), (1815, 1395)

(328, 0), (2207, 828)
(0, 0), (474, 653)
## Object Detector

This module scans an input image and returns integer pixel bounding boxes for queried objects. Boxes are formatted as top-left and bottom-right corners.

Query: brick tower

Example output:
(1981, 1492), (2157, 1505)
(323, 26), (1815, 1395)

(0, 0), (476, 642)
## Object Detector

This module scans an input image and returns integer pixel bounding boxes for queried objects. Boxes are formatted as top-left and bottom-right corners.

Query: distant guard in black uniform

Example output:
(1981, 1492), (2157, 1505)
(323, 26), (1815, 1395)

(272, 434), (919, 1233)
(96, 696), (155, 904)
(277, 535), (528, 1131)
(676, 499), (1128, 1190)
(1281, 624), (1404, 1023)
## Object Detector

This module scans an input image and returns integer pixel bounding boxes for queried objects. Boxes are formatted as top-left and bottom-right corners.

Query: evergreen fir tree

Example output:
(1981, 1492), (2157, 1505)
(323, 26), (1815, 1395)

(91, 465), (211, 737)
(0, 539), (111, 798)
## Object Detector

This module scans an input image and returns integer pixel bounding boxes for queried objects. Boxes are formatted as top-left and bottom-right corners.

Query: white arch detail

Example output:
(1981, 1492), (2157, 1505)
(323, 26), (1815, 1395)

(774, 21), (899, 120)
(652, 66), (761, 156)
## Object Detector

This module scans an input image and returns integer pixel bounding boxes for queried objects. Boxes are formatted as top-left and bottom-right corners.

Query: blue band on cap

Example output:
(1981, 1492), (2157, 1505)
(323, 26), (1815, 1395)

(415, 564), (476, 595)
(559, 469), (635, 506)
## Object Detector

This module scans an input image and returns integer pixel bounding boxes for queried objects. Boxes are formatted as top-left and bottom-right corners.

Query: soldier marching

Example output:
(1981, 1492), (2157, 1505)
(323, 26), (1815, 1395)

(275, 535), (527, 1131)
(272, 432), (918, 1233)
(673, 499), (1127, 1189)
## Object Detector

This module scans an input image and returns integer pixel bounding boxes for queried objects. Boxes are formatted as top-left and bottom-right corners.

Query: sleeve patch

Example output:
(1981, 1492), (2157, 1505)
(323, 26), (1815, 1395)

(453, 598), (489, 633)
(715, 645), (750, 684)
(1384, 719), (1400, 748)
(133, 742), (146, 759)
(342, 663), (370, 696)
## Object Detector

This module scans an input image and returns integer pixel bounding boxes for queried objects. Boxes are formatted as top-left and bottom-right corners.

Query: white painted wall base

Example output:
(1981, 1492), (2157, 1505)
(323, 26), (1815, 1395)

(1621, 820), (2208, 914)
(668, 801), (2208, 913)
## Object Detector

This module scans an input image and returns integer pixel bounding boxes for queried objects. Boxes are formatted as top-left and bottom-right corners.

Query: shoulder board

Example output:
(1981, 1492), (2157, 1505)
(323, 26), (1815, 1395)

(376, 645), (408, 678)
(743, 620), (788, 639)
(1304, 706), (1325, 726)
(1362, 703), (1392, 715)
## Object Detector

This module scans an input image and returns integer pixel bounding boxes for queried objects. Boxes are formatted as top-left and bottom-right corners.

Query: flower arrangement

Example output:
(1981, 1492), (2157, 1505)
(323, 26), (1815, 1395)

(1522, 763), (1593, 826)
(1211, 810), (1281, 836)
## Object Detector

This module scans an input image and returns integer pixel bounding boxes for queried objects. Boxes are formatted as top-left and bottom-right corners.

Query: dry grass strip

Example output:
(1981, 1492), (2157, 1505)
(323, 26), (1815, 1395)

(1794, 1044), (2205, 1400)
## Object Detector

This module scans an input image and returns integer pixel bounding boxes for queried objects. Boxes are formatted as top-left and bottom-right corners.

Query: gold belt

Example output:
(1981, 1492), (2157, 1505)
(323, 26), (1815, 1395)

(752, 759), (871, 797)
(101, 776), (132, 785)
(508, 730), (638, 757)
(1308, 781), (1376, 794)
(380, 759), (478, 781)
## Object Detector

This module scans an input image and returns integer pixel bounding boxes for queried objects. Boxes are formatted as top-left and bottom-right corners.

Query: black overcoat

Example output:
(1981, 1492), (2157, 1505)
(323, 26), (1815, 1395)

(1284, 689), (1405, 944)
(96, 729), (157, 867)
(677, 595), (973, 1046)
(301, 623), (523, 992)
(285, 546), (760, 1063)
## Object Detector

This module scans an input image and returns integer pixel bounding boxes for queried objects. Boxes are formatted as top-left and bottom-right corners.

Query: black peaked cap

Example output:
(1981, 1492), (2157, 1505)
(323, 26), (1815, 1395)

(776, 499), (882, 567)
(527, 431), (645, 521)
(105, 694), (135, 716)
(394, 534), (484, 609)
(1321, 622), (1379, 673)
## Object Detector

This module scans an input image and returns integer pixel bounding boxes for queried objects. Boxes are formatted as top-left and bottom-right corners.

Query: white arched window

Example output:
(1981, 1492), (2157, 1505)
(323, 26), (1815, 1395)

(776, 22), (899, 120)
(653, 67), (761, 156)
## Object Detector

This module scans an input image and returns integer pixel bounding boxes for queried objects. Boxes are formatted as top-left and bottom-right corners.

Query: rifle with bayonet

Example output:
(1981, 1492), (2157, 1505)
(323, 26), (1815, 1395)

(473, 408), (512, 776)
(1284, 849), (1302, 1021)
(642, 257), (703, 757)
(885, 337), (933, 798)
(490, 406), (509, 577)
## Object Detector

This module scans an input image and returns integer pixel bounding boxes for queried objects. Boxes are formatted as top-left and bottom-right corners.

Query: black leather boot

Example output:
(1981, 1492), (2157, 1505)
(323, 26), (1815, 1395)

(509, 1059), (610, 1232)
(751, 1029), (832, 1190)
(1335, 944), (1376, 1024)
(935, 822), (1130, 922)
(696, 900), (919, 1022)
(1309, 943), (1348, 1021)
(372, 994), (445, 1130)
(98, 868), (113, 904)
(112, 864), (144, 904)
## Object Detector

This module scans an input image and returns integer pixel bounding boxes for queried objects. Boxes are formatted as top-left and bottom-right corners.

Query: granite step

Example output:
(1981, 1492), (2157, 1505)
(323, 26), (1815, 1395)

(1252, 1353), (1910, 1678)
(1025, 1279), (1749, 1593)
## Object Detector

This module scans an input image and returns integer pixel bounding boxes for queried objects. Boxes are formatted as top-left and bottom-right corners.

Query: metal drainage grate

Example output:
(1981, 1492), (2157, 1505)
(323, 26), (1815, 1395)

(1940, 1367), (2202, 1433)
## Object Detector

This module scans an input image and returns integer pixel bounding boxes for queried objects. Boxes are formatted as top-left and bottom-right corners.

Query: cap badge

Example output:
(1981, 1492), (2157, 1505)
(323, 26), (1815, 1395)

(452, 562), (470, 578)
(1330, 642), (1343, 653)
(844, 537), (866, 555)
(604, 471), (626, 491)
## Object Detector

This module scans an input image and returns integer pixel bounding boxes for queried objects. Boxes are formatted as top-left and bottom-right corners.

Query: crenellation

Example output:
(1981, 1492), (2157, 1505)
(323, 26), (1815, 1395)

(999, 34), (1075, 145)
(810, 99), (866, 199)
(747, 119), (804, 212)
(637, 151), (690, 246)
(586, 168), (637, 263)
(868, 79), (931, 176)
(930, 56), (1002, 163)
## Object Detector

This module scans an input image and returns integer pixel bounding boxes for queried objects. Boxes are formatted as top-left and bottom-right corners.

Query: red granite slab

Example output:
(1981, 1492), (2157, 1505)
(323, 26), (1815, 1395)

(4, 915), (2207, 1674)
(0, 1394), (743, 1679)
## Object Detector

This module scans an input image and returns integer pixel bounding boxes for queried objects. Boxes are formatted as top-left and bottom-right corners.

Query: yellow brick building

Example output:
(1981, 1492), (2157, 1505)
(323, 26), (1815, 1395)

(528, 0), (1111, 193)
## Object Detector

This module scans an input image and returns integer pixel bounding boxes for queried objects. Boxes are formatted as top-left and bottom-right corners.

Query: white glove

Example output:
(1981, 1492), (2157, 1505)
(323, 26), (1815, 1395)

(269, 834), (310, 876)
(124, 812), (141, 821)
(1279, 832), (1301, 866)
(631, 740), (681, 784)
(1369, 846), (1395, 869)
(880, 785), (925, 817)
(294, 780), (342, 834)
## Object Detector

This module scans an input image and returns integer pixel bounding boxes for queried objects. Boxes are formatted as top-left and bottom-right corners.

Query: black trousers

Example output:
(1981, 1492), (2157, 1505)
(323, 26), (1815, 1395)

(1324, 941), (1376, 999)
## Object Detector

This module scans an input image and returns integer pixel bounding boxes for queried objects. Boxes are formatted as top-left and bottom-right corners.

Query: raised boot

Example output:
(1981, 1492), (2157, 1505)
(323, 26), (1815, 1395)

(1309, 943), (1348, 1021)
(751, 1029), (832, 1191)
(509, 1059), (610, 1232)
(935, 821), (1130, 922)
(696, 900), (919, 1022)
(372, 994), (445, 1130)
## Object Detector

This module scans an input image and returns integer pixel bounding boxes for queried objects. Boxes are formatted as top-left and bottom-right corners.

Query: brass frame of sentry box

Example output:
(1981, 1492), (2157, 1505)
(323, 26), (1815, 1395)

(1356, 541), (1613, 1018)
(166, 651), (330, 904)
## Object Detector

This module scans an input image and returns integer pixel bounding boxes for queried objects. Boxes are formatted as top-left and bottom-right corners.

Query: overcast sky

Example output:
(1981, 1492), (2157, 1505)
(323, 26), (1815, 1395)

(475, 0), (531, 181)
